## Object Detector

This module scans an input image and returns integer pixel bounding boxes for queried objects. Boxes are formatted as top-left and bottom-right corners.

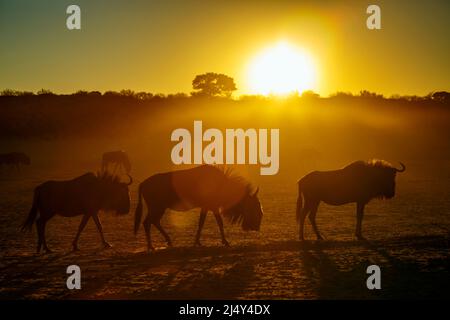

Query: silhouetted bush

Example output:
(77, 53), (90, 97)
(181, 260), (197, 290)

(36, 89), (55, 96)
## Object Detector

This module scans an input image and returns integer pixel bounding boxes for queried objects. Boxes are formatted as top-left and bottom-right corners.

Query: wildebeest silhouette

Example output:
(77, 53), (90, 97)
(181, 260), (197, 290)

(101, 151), (131, 174)
(0, 152), (31, 170)
(296, 160), (406, 241)
(21, 172), (132, 253)
(135, 165), (263, 252)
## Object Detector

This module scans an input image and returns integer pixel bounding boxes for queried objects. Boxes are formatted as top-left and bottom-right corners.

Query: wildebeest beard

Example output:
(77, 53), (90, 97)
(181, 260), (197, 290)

(96, 172), (132, 215)
(221, 184), (263, 231)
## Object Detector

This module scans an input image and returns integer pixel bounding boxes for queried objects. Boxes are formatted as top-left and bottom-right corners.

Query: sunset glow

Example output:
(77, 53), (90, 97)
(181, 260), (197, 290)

(247, 42), (317, 96)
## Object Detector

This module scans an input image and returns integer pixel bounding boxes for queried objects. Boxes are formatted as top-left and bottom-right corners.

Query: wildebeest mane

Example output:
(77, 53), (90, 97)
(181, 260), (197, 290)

(345, 159), (402, 200)
(96, 170), (120, 183)
(345, 159), (396, 170)
(365, 159), (396, 170)
(218, 166), (254, 225)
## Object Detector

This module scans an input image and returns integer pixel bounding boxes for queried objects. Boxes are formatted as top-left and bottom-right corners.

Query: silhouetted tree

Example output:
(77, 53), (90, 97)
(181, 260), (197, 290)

(301, 90), (320, 99)
(1, 89), (34, 96)
(103, 91), (121, 97)
(191, 72), (237, 98)
(119, 89), (135, 97)
(431, 91), (450, 103)
(37, 89), (54, 96)
(359, 90), (383, 99)
(135, 92), (154, 100)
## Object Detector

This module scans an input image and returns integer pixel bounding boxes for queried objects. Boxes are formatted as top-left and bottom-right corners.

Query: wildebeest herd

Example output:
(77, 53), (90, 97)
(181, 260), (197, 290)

(0, 152), (31, 170)
(3, 150), (406, 254)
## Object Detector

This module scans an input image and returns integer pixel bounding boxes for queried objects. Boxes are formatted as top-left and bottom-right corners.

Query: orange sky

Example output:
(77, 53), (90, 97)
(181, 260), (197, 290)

(0, 0), (449, 96)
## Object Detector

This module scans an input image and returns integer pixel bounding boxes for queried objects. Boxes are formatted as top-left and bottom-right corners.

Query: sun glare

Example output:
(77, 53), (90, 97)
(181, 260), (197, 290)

(248, 42), (317, 96)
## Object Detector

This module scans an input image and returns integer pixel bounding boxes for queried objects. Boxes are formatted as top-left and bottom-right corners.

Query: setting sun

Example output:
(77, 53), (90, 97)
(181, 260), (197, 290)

(247, 42), (317, 96)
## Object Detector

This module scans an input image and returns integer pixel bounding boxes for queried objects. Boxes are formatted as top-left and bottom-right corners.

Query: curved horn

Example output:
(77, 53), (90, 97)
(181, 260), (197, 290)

(126, 174), (133, 185)
(253, 187), (259, 197)
(395, 162), (406, 173)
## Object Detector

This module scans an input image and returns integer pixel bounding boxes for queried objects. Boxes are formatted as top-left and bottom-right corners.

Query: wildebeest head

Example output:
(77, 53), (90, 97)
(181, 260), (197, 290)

(14, 152), (30, 165)
(97, 173), (133, 214)
(225, 186), (264, 231)
(369, 160), (405, 199)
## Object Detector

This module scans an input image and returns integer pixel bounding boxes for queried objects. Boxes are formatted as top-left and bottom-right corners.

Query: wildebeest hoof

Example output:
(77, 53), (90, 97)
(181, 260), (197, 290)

(356, 235), (367, 241)
(194, 241), (202, 247)
(44, 248), (53, 254)
(316, 235), (324, 240)
(72, 245), (80, 252)
(147, 247), (155, 254)
(222, 240), (230, 247)
(103, 242), (112, 249)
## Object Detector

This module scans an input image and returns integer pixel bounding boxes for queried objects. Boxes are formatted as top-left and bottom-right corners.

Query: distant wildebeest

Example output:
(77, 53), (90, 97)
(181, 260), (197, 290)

(21, 172), (132, 253)
(135, 165), (263, 252)
(0, 152), (31, 170)
(101, 151), (131, 174)
(296, 160), (406, 241)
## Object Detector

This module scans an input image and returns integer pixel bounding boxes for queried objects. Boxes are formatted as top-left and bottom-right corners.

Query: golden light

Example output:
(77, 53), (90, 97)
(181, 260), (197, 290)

(247, 42), (317, 96)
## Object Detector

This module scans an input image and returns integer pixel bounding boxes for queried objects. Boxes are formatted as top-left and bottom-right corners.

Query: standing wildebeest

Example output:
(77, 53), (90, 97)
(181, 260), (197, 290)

(0, 152), (31, 170)
(135, 165), (263, 252)
(101, 151), (131, 174)
(297, 160), (406, 241)
(21, 172), (132, 253)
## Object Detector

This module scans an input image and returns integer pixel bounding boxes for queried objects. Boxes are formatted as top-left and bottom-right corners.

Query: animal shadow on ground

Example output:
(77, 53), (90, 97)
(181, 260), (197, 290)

(0, 235), (448, 299)
(297, 235), (450, 299)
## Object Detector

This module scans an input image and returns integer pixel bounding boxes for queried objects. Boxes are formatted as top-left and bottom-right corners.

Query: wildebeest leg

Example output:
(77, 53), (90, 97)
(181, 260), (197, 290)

(194, 209), (207, 246)
(143, 215), (154, 253)
(36, 217), (51, 254)
(213, 211), (230, 246)
(72, 214), (91, 251)
(36, 218), (45, 253)
(299, 200), (313, 241)
(308, 202), (322, 240)
(92, 214), (111, 249)
(355, 202), (366, 240)
(154, 222), (172, 247)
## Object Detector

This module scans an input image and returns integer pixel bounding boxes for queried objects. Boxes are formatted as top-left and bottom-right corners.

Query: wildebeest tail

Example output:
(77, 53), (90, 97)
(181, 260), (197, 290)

(21, 187), (39, 232)
(134, 183), (143, 235)
(296, 180), (304, 223)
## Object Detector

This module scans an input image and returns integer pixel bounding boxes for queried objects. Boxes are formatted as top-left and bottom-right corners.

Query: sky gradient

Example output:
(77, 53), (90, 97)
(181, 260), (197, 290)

(0, 0), (449, 96)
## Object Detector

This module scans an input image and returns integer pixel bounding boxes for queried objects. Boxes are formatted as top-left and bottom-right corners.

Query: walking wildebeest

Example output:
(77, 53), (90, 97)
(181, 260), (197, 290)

(296, 160), (406, 241)
(0, 152), (31, 170)
(101, 151), (131, 174)
(21, 172), (132, 253)
(135, 165), (263, 252)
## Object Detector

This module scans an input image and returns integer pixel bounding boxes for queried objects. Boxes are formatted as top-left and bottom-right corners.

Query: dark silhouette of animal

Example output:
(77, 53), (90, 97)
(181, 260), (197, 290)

(135, 165), (263, 252)
(0, 152), (31, 170)
(101, 151), (131, 174)
(21, 172), (132, 253)
(296, 160), (406, 241)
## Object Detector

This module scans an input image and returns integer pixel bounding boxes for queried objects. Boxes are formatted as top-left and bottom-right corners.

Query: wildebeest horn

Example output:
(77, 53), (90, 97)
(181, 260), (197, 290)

(253, 187), (259, 196)
(126, 174), (133, 185)
(395, 162), (406, 172)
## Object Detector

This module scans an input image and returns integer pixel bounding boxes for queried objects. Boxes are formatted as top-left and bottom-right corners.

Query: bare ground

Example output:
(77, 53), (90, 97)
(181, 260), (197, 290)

(0, 161), (449, 299)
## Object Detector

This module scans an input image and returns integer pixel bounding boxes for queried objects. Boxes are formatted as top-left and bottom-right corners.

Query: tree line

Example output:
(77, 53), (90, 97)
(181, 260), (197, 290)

(1, 72), (449, 103)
